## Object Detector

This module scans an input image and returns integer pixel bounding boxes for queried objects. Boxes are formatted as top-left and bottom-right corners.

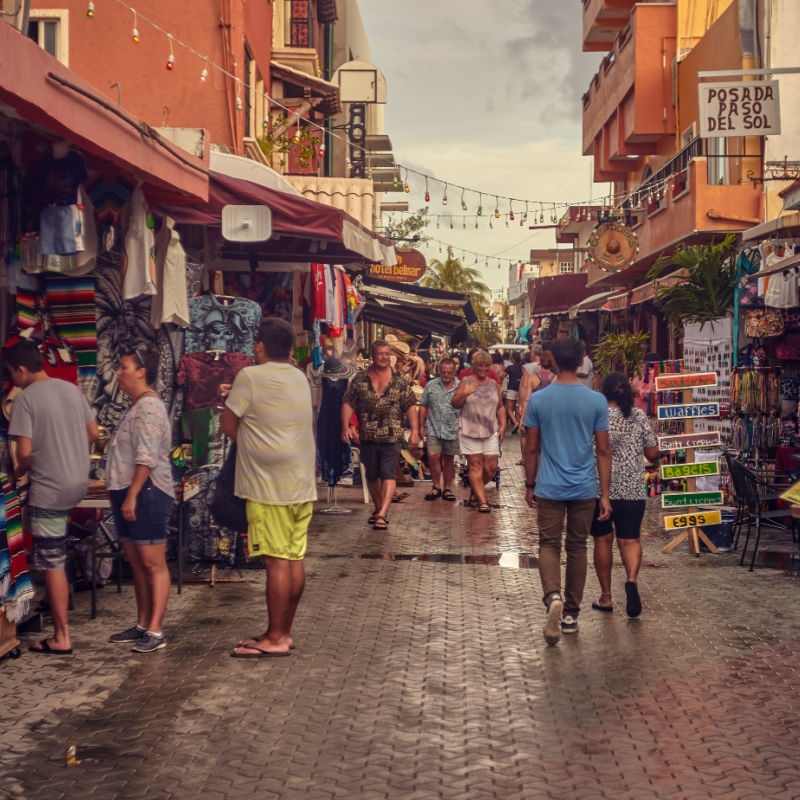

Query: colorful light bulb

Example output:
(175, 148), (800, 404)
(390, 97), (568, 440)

(200, 67), (208, 82)
(132, 27), (139, 43)
(86, 1), (95, 18)
(166, 53), (175, 70)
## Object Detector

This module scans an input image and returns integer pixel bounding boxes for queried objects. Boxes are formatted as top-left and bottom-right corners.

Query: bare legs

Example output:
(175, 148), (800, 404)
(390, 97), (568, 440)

(234, 557), (304, 656)
(122, 541), (170, 633)
(593, 534), (643, 607)
(40, 569), (71, 650)
(505, 399), (519, 430)
(428, 452), (455, 492)
(467, 454), (498, 506)
(367, 478), (395, 520)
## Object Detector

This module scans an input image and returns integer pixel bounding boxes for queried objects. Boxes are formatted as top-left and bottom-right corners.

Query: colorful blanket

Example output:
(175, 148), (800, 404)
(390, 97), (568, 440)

(0, 474), (34, 623)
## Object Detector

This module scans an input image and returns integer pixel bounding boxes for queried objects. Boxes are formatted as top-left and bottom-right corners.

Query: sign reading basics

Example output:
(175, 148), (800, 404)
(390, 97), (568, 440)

(655, 372), (718, 391)
(661, 462), (720, 480)
(699, 80), (780, 138)
(661, 491), (725, 509)
(663, 510), (722, 530)
(657, 432), (722, 451)
(370, 248), (427, 283)
(657, 403), (720, 420)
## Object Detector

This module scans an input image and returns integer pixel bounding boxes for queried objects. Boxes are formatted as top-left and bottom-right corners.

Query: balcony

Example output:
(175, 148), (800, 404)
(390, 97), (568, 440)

(582, 3), (677, 181)
(586, 156), (763, 288)
(273, 0), (322, 77)
(582, 0), (636, 52)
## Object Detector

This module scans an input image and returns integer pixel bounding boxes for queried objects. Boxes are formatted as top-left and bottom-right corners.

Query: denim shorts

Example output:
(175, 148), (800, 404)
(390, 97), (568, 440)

(109, 480), (174, 545)
(40, 204), (81, 255)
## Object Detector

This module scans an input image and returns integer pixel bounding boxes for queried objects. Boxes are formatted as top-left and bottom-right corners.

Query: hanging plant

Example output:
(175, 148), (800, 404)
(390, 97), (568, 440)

(593, 330), (650, 378)
(646, 233), (738, 328)
(257, 112), (320, 169)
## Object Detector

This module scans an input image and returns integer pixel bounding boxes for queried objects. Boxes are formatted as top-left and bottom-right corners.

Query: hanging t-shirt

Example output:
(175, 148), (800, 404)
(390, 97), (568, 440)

(151, 216), (190, 328)
(183, 295), (262, 357)
(39, 150), (88, 206)
(177, 351), (254, 410)
(121, 185), (157, 300)
(225, 362), (317, 505)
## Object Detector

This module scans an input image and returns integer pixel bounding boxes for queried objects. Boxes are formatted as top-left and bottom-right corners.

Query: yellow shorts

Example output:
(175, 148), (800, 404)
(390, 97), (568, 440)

(245, 501), (312, 560)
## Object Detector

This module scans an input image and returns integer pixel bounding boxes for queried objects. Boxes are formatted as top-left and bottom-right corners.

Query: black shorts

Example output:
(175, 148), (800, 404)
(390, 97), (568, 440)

(359, 441), (403, 482)
(590, 498), (646, 540)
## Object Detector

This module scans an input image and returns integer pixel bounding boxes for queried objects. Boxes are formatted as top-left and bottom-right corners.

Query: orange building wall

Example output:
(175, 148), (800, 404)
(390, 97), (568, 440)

(30, 0), (259, 152)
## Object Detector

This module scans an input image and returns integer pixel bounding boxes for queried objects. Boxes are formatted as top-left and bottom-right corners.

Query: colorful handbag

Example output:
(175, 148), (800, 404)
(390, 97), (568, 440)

(745, 308), (785, 338)
(739, 277), (764, 308)
(785, 309), (800, 331)
(776, 336), (800, 360)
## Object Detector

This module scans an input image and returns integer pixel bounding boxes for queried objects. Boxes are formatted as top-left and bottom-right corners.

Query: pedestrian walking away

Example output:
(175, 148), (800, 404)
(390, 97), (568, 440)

(452, 350), (506, 513)
(106, 343), (175, 653)
(418, 357), (460, 501)
(590, 372), (660, 618)
(340, 340), (420, 531)
(523, 338), (611, 645)
(222, 317), (317, 658)
(5, 340), (99, 655)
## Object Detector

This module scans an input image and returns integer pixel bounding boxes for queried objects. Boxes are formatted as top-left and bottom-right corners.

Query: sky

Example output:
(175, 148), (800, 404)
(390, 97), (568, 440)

(359, 0), (606, 296)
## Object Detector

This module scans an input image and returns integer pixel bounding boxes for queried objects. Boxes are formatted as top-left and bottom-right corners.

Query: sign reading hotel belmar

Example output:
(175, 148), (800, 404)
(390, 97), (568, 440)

(370, 248), (427, 283)
(698, 80), (780, 138)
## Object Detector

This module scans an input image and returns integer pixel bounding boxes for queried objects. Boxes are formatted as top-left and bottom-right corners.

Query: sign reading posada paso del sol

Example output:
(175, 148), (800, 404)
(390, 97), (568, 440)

(370, 248), (427, 283)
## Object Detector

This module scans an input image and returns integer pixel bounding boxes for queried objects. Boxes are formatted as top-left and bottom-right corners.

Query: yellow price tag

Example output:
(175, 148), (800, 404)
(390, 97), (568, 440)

(663, 510), (721, 530)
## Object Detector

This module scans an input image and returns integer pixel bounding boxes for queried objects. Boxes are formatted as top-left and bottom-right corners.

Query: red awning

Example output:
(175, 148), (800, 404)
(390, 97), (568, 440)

(529, 273), (598, 314)
(0, 23), (208, 203)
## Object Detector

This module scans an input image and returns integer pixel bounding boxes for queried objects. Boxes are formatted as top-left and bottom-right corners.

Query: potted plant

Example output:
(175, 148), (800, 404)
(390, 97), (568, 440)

(593, 330), (650, 378)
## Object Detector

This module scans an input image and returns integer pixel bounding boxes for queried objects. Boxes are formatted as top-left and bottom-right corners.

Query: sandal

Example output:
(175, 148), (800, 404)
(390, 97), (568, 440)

(425, 488), (443, 501)
(478, 503), (491, 513)
(373, 514), (389, 530)
(442, 489), (456, 501)
(368, 512), (379, 525)
(392, 491), (410, 503)
(468, 493), (479, 508)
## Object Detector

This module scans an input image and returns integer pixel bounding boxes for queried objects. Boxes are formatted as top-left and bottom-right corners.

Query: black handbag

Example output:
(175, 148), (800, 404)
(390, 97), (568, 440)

(210, 441), (248, 532)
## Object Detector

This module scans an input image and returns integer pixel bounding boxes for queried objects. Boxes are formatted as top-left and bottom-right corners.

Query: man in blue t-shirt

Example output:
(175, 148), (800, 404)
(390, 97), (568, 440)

(523, 338), (612, 646)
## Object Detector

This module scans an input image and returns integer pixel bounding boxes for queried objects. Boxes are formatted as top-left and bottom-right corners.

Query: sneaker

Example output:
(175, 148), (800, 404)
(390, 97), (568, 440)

(109, 625), (146, 643)
(561, 615), (579, 634)
(131, 632), (166, 653)
(543, 595), (564, 646)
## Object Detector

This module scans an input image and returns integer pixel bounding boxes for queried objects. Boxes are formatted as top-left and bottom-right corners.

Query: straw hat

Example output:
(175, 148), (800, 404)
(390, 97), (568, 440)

(321, 357), (355, 380)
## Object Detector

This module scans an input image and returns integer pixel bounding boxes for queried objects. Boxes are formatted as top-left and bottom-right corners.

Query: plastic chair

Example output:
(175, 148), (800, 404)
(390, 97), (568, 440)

(349, 446), (370, 504)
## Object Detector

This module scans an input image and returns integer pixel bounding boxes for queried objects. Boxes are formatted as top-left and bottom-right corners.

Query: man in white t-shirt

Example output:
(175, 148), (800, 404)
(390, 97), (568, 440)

(222, 318), (316, 658)
(577, 346), (595, 389)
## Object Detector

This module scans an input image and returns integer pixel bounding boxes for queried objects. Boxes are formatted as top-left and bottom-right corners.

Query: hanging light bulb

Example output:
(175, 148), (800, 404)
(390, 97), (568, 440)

(442, 184), (448, 206)
(477, 193), (483, 216)
(200, 66), (208, 82)
(166, 35), (175, 70)
(235, 95), (243, 112)
(463, 219), (467, 230)
(450, 220), (454, 229)
(539, 204), (545, 224)
(461, 188), (467, 211)
(551, 204), (558, 224)
(293, 117), (301, 144)
(86, 1), (95, 18)
(474, 219), (479, 229)
(318, 141), (326, 158)
(393, 167), (400, 190)
(494, 196), (500, 219)
(131, 10), (139, 42)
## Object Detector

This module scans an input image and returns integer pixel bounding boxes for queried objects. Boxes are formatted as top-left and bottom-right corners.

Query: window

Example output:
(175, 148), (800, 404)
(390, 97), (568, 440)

(559, 261), (573, 274)
(284, 0), (316, 48)
(27, 10), (68, 65)
(707, 137), (728, 185)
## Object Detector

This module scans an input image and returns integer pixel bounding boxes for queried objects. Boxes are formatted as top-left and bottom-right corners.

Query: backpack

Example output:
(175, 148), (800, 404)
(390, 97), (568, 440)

(209, 441), (248, 532)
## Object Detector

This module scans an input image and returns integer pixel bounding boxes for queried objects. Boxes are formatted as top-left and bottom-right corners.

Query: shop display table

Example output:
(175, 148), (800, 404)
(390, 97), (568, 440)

(75, 494), (115, 620)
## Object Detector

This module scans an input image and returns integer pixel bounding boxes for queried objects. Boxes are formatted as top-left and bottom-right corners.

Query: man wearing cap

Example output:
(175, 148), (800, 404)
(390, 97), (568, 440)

(341, 340), (420, 531)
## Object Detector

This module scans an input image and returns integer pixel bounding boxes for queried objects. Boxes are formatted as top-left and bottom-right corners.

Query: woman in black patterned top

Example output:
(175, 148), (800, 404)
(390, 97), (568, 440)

(590, 372), (660, 618)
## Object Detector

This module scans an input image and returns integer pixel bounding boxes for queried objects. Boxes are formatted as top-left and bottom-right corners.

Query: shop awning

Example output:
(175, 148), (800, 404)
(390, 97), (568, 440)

(629, 269), (688, 305)
(529, 273), (598, 314)
(270, 61), (342, 115)
(567, 290), (615, 319)
(163, 158), (395, 266)
(0, 23), (208, 203)
(359, 276), (478, 325)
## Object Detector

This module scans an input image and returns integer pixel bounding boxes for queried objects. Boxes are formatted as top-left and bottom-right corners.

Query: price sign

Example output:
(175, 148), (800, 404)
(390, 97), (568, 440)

(657, 403), (720, 420)
(661, 462), (720, 480)
(661, 491), (724, 508)
(655, 372), (718, 391)
(663, 510), (722, 530)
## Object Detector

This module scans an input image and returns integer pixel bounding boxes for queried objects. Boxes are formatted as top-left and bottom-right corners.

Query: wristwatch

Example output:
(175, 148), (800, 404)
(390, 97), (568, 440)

(525, 482), (536, 489)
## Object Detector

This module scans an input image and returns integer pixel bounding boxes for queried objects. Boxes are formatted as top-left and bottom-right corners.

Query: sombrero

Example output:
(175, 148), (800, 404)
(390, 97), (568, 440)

(321, 357), (355, 380)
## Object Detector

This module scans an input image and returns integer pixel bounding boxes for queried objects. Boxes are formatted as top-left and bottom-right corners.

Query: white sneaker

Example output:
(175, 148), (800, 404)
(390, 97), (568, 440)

(543, 595), (564, 646)
(561, 615), (579, 634)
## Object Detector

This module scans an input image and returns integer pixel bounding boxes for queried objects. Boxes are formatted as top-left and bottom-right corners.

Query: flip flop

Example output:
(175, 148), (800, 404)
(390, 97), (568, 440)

(625, 581), (642, 618)
(230, 645), (291, 659)
(373, 514), (389, 530)
(591, 602), (614, 613)
(442, 490), (456, 501)
(425, 488), (442, 501)
(392, 491), (410, 503)
(478, 503), (491, 513)
(29, 639), (72, 655)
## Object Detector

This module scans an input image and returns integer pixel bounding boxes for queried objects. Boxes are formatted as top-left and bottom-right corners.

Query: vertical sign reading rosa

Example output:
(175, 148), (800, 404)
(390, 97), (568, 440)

(370, 249), (427, 283)
(699, 80), (780, 137)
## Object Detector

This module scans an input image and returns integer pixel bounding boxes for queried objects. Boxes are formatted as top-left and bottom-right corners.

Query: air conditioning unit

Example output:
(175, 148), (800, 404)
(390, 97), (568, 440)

(681, 122), (697, 147)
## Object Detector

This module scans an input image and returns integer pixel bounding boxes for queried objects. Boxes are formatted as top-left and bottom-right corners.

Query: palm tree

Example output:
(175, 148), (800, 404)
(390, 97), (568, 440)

(422, 248), (491, 306)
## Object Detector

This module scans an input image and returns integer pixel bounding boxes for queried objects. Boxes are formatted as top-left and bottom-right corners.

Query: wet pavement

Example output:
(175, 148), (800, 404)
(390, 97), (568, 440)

(3, 440), (800, 799)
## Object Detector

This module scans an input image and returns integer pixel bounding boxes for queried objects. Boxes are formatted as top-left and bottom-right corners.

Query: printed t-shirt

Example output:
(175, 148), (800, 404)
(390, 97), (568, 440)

(8, 378), (94, 509)
(177, 352), (254, 410)
(225, 362), (317, 505)
(524, 382), (609, 501)
(39, 150), (88, 206)
(106, 396), (175, 499)
(184, 295), (262, 357)
(606, 407), (657, 500)
(342, 371), (417, 443)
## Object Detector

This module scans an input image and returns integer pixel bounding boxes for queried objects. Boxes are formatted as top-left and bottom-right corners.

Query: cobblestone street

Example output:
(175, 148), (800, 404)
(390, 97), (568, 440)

(3, 443), (800, 799)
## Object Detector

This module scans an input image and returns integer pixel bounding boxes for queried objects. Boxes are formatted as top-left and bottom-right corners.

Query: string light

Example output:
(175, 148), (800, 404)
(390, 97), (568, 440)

(131, 9), (139, 42)
(200, 57), (209, 82)
(318, 141), (326, 158)
(494, 196), (500, 219)
(166, 34), (175, 70)
(424, 177), (430, 203)
(461, 188), (467, 211)
(86, 1), (95, 18)
(442, 184), (448, 206)
(235, 95), (243, 112)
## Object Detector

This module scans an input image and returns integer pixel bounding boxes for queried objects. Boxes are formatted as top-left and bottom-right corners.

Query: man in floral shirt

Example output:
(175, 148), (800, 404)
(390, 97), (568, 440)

(341, 340), (419, 530)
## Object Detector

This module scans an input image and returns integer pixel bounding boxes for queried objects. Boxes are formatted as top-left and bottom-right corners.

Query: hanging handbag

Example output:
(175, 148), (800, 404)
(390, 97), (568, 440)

(745, 308), (785, 338)
(776, 336), (800, 360)
(209, 441), (248, 532)
(739, 277), (764, 308)
(784, 309), (800, 331)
